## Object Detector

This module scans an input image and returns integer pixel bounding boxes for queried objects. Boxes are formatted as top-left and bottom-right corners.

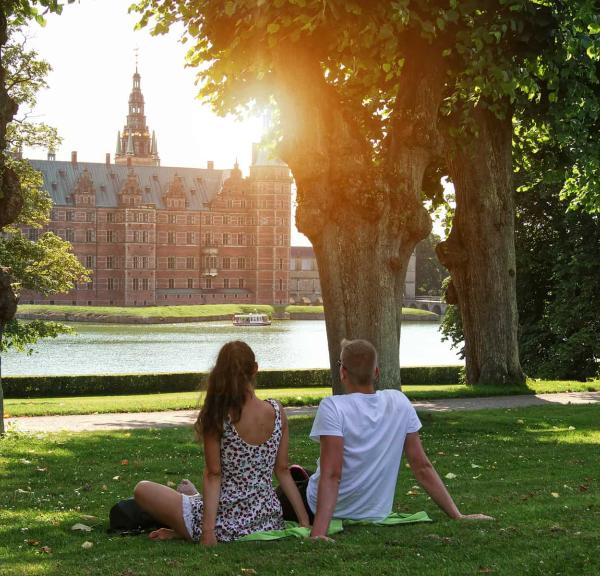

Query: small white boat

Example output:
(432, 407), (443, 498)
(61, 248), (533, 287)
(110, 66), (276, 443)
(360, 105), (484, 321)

(232, 312), (272, 327)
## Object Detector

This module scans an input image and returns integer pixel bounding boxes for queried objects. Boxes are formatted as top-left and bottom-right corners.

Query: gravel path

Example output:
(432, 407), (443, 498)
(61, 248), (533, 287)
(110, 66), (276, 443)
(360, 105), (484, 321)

(5, 391), (599, 434)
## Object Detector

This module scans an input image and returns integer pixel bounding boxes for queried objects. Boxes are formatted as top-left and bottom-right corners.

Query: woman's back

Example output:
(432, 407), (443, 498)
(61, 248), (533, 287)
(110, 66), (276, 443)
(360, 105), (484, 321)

(216, 398), (284, 538)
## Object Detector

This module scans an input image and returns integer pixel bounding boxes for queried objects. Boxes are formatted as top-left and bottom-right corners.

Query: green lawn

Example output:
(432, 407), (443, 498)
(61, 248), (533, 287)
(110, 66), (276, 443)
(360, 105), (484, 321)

(1, 404), (598, 575)
(5, 380), (599, 418)
(17, 303), (438, 319)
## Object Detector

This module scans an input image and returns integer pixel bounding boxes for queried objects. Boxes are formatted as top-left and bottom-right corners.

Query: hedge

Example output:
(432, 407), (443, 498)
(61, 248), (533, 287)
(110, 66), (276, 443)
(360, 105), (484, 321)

(2, 366), (463, 399)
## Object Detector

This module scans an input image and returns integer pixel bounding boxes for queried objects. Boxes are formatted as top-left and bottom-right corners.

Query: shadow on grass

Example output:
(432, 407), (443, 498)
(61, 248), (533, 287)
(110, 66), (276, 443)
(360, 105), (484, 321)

(1, 406), (599, 576)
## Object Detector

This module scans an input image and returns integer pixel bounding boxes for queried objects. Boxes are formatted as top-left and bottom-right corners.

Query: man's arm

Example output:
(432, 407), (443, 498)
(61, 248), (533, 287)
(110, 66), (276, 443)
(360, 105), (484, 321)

(404, 432), (493, 520)
(310, 435), (344, 538)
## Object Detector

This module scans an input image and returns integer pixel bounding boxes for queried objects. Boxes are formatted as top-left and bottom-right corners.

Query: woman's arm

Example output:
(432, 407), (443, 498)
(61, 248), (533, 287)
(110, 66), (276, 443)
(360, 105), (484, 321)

(201, 430), (222, 546)
(274, 405), (311, 527)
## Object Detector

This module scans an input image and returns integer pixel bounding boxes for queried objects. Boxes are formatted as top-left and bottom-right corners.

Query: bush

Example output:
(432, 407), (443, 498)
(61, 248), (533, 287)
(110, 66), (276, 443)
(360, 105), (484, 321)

(2, 366), (462, 398)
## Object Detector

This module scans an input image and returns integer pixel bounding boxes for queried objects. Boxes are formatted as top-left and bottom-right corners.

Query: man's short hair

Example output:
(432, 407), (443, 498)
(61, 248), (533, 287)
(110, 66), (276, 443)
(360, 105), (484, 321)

(340, 339), (378, 387)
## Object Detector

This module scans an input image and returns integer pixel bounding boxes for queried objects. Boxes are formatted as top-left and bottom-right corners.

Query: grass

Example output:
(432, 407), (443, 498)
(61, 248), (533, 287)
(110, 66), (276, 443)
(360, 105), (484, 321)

(17, 303), (438, 319)
(5, 380), (599, 418)
(1, 404), (598, 575)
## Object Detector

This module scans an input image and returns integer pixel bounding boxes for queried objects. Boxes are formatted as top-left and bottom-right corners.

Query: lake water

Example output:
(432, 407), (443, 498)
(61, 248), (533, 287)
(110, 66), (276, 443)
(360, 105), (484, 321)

(3, 320), (463, 376)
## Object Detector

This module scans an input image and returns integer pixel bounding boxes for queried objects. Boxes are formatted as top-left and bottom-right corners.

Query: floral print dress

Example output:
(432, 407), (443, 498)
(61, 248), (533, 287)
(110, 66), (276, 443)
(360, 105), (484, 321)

(181, 399), (285, 542)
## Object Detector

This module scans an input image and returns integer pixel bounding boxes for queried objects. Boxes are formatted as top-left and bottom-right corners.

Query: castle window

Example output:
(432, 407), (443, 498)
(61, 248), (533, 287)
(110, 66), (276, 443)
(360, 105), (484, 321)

(223, 279), (230, 289)
(168, 278), (175, 289)
(108, 278), (115, 290)
(169, 214), (177, 224)
(227, 199), (232, 208)
(238, 257), (246, 270)
(279, 279), (283, 291)
(222, 257), (230, 270)
(204, 232), (212, 245)
(186, 257), (194, 270)
(107, 256), (114, 269)
(106, 230), (114, 243)
(87, 281), (94, 290)
(206, 278), (212, 289)
(223, 233), (229, 245)
(66, 229), (74, 242)
(142, 256), (148, 269)
(107, 212), (114, 223)
(133, 278), (140, 291)
(142, 231), (149, 243)
(238, 233), (244, 246)
(187, 278), (194, 289)
(279, 258), (284, 270)
(168, 232), (175, 244)
(187, 215), (194, 225)
(86, 256), (94, 268)
(186, 232), (194, 244)
(239, 278), (244, 289)
(133, 257), (139, 269)
(142, 278), (149, 290)
(86, 229), (94, 242)
(223, 215), (230, 225)
(168, 257), (175, 270)
(66, 211), (73, 221)
(86, 212), (93, 222)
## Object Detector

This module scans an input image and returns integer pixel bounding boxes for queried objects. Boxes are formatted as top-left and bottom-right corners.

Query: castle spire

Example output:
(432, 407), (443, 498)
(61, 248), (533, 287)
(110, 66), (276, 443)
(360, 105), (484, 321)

(116, 130), (122, 155)
(126, 131), (134, 155)
(151, 130), (157, 156)
(114, 61), (159, 167)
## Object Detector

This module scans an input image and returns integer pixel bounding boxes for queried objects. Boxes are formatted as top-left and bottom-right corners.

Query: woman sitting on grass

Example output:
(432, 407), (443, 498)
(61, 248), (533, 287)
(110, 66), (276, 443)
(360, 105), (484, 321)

(134, 340), (310, 545)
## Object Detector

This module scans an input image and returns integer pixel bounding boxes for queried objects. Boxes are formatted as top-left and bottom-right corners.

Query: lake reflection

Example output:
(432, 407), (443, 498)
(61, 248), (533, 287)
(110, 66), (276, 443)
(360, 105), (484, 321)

(4, 320), (463, 376)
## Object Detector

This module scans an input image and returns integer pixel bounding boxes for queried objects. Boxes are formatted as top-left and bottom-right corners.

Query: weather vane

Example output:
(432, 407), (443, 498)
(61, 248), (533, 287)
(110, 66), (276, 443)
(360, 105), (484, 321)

(134, 47), (139, 71)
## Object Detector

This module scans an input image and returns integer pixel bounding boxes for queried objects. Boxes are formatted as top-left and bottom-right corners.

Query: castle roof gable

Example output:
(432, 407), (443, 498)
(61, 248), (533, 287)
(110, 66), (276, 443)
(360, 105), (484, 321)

(29, 159), (230, 211)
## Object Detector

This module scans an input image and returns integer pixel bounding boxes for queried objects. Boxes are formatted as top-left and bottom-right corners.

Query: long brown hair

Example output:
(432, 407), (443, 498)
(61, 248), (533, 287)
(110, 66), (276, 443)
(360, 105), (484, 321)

(195, 340), (257, 440)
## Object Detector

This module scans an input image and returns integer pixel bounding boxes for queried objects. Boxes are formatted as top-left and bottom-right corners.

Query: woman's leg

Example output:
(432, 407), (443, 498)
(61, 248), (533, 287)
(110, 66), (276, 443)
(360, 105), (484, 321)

(134, 480), (192, 541)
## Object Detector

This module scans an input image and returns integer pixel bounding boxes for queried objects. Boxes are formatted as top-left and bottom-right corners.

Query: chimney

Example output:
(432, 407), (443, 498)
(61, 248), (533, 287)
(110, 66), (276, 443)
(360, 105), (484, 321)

(47, 150), (56, 161)
(71, 151), (77, 165)
(207, 160), (214, 170)
(105, 153), (111, 165)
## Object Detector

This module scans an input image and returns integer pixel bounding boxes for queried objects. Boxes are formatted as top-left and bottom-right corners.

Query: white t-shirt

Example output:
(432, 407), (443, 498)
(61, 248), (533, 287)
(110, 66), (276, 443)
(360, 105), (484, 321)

(307, 389), (422, 520)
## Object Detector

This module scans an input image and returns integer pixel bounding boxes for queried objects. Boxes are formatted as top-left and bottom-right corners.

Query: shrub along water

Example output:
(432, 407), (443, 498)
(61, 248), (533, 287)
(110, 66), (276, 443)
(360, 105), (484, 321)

(2, 366), (462, 398)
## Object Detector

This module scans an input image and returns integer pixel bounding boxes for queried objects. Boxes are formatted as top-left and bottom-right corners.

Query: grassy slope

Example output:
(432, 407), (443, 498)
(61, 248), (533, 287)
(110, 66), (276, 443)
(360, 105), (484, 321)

(1, 404), (598, 575)
(17, 303), (438, 318)
(5, 380), (599, 418)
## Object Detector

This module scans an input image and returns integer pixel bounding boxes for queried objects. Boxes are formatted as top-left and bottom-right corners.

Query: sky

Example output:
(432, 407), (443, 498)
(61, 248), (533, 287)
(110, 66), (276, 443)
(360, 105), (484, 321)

(20, 0), (310, 245)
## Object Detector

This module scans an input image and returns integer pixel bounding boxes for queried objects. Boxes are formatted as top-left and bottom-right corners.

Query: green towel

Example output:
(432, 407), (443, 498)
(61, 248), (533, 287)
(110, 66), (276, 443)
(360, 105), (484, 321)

(344, 511), (432, 526)
(238, 511), (431, 542)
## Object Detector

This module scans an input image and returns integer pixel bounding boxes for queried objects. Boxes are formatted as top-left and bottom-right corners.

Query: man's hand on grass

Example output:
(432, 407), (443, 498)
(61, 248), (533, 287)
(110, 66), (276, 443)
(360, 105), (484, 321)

(457, 513), (495, 521)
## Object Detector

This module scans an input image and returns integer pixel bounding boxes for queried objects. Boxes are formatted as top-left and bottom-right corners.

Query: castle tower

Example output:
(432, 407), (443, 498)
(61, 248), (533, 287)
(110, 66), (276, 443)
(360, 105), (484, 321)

(114, 65), (160, 167)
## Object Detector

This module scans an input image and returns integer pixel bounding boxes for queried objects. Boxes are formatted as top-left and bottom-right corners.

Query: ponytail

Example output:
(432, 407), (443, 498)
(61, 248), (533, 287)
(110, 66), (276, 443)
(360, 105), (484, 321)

(195, 341), (256, 440)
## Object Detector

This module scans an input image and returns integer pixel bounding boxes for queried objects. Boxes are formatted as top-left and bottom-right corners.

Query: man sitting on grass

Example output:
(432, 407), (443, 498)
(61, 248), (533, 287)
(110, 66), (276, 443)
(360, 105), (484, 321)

(280, 338), (492, 540)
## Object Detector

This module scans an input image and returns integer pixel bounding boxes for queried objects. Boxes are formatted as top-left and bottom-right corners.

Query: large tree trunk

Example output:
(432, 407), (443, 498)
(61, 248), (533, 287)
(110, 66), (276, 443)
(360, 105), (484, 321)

(275, 47), (442, 393)
(437, 108), (525, 386)
(1, 9), (23, 434)
(0, 9), (23, 227)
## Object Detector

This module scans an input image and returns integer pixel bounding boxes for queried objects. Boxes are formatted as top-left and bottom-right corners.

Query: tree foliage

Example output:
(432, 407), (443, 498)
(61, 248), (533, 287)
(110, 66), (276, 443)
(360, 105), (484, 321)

(1, 22), (88, 353)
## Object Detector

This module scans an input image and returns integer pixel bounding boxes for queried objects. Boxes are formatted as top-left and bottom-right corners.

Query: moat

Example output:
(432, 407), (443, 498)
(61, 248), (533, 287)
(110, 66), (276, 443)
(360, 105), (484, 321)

(4, 320), (462, 376)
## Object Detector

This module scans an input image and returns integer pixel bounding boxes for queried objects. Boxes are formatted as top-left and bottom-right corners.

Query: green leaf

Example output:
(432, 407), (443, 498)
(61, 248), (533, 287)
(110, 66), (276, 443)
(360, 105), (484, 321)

(267, 22), (280, 34)
(588, 23), (600, 35)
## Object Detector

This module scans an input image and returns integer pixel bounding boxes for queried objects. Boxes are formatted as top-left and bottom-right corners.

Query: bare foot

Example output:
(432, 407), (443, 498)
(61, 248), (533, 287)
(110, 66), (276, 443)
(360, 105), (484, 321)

(177, 479), (199, 496)
(149, 528), (178, 541)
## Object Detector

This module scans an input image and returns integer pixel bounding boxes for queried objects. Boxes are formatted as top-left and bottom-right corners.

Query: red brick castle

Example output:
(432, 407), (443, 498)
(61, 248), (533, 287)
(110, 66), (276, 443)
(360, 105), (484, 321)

(21, 67), (292, 306)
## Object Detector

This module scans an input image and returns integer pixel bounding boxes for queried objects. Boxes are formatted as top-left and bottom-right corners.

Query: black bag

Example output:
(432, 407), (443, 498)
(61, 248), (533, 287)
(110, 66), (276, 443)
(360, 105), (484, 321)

(108, 498), (166, 535)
